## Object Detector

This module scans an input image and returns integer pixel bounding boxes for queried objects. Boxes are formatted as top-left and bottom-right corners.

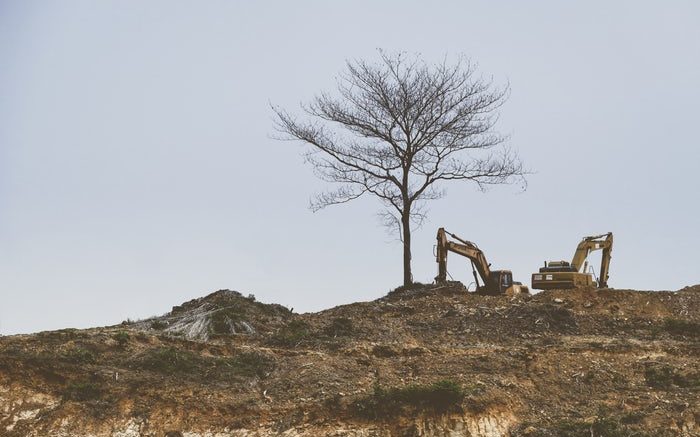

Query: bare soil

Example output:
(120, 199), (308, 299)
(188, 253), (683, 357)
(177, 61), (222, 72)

(1, 284), (699, 436)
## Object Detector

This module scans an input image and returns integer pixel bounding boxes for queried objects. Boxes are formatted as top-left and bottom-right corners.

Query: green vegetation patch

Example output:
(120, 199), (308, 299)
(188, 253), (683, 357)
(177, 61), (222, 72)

(134, 347), (200, 374)
(37, 328), (87, 341)
(113, 331), (130, 348)
(324, 317), (354, 337)
(209, 307), (248, 335)
(63, 346), (97, 364)
(202, 290), (293, 318)
(389, 282), (429, 294)
(268, 320), (311, 347)
(662, 318), (700, 338)
(132, 347), (274, 380)
(64, 381), (102, 401)
(516, 417), (663, 437)
(217, 351), (275, 378)
(372, 344), (398, 358)
(352, 380), (464, 419)
(644, 363), (700, 389)
(150, 320), (169, 330)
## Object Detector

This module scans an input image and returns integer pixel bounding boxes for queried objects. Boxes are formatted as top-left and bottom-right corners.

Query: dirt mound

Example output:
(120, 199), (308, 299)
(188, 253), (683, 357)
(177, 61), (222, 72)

(0, 284), (698, 436)
(135, 289), (293, 340)
(532, 287), (675, 318)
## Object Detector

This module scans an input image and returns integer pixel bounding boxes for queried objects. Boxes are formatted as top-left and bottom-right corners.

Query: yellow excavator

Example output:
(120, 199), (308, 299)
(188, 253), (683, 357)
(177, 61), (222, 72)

(435, 228), (529, 295)
(532, 232), (613, 290)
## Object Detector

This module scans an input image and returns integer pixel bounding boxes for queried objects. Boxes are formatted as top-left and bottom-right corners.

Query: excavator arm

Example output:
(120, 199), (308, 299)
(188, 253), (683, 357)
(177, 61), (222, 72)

(570, 232), (613, 286)
(435, 228), (491, 286)
(598, 233), (613, 288)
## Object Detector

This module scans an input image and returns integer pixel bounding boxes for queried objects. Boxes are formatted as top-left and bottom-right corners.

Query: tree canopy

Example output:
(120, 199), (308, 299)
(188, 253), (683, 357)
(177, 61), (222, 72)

(274, 51), (526, 286)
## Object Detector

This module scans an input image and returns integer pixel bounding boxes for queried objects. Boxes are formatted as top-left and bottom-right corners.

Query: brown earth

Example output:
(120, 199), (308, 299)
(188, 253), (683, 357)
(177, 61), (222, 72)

(0, 284), (699, 436)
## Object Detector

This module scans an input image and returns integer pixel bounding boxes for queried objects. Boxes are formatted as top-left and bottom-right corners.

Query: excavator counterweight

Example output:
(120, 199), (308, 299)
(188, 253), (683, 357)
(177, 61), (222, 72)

(435, 228), (528, 296)
(532, 232), (613, 290)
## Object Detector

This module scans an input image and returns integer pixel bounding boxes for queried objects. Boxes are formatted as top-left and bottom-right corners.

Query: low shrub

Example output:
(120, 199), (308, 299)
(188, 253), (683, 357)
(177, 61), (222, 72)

(517, 417), (658, 437)
(269, 320), (311, 347)
(64, 381), (101, 401)
(372, 344), (398, 358)
(150, 320), (168, 330)
(38, 328), (85, 340)
(663, 318), (700, 337)
(136, 347), (199, 374)
(620, 411), (645, 424)
(133, 347), (274, 380)
(645, 363), (700, 389)
(219, 351), (275, 378)
(324, 317), (354, 337)
(645, 364), (675, 389)
(63, 347), (97, 364)
(113, 331), (130, 347)
(352, 380), (464, 419)
(209, 307), (247, 335)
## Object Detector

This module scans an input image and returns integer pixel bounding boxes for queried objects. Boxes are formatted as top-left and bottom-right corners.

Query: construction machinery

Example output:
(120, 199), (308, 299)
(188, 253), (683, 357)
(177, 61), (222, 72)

(435, 227), (529, 295)
(531, 232), (613, 290)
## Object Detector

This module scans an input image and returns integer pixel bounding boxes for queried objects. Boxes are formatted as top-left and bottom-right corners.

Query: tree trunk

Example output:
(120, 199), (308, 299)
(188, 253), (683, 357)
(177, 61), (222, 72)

(401, 211), (412, 287)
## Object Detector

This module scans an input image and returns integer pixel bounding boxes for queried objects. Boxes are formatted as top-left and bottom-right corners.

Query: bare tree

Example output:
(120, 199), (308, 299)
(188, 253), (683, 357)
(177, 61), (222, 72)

(273, 51), (526, 287)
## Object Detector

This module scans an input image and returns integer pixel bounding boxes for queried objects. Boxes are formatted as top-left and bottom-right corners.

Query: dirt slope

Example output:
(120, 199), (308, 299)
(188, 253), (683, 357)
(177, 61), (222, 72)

(1, 284), (698, 436)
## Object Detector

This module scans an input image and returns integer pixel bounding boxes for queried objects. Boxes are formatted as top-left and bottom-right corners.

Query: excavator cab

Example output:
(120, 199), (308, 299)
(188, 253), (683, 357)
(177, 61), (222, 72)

(484, 270), (514, 295)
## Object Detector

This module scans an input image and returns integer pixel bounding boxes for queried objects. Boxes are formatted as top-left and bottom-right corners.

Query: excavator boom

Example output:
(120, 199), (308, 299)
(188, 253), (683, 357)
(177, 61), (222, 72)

(435, 228), (528, 295)
(571, 233), (613, 271)
(436, 228), (491, 284)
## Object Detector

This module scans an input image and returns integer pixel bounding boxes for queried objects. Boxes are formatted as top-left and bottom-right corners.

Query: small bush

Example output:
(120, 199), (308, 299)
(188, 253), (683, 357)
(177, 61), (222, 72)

(645, 364), (700, 389)
(210, 316), (233, 335)
(150, 320), (168, 330)
(680, 372), (700, 388)
(663, 318), (700, 337)
(520, 417), (651, 437)
(353, 380), (464, 419)
(64, 381), (101, 401)
(644, 364), (675, 389)
(134, 347), (274, 380)
(63, 347), (97, 364)
(209, 307), (247, 335)
(389, 282), (428, 294)
(269, 320), (311, 347)
(372, 344), (398, 358)
(136, 347), (199, 374)
(620, 411), (645, 424)
(113, 331), (130, 347)
(324, 317), (354, 337)
(218, 351), (275, 378)
(38, 328), (84, 340)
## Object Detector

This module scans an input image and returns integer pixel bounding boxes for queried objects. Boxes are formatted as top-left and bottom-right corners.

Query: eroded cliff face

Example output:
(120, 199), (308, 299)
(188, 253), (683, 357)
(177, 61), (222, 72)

(0, 388), (517, 437)
(1, 286), (699, 436)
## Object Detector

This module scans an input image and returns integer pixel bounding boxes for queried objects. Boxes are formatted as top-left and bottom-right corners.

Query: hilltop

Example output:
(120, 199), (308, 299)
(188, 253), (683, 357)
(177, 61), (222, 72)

(1, 284), (699, 436)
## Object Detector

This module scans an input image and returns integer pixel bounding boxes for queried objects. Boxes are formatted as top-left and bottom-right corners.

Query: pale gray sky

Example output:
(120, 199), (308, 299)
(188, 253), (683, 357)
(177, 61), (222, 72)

(1, 1), (698, 335)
